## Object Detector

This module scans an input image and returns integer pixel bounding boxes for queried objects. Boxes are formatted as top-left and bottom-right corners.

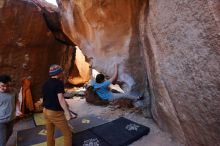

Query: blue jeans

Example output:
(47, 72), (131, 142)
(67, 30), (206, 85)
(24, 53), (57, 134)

(0, 121), (14, 146)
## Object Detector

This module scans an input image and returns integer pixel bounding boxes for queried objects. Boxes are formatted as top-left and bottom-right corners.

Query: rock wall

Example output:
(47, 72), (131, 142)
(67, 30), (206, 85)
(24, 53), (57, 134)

(1, 0), (219, 145)
(60, 46), (90, 85)
(57, 0), (220, 145)
(58, 0), (149, 97)
(144, 0), (220, 145)
(32, 0), (91, 86)
(0, 0), (66, 100)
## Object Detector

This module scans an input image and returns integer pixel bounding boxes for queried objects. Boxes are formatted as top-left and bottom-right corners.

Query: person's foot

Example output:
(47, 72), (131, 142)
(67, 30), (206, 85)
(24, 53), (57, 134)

(138, 96), (144, 100)
(137, 92), (144, 100)
(133, 100), (145, 108)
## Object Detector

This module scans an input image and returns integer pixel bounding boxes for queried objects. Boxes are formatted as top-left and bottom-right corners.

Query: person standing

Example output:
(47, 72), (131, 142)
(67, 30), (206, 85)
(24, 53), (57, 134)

(0, 75), (23, 146)
(42, 64), (72, 146)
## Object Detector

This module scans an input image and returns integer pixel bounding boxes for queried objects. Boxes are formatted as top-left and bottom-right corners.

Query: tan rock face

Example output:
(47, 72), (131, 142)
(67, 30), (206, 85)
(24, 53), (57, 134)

(144, 0), (220, 145)
(60, 46), (90, 85)
(1, 0), (219, 145)
(0, 0), (65, 99)
(58, 0), (148, 96)
(58, 0), (220, 145)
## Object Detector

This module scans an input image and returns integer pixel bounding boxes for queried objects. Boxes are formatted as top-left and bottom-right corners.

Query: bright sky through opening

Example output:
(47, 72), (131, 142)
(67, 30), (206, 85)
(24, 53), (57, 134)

(44, 0), (57, 6)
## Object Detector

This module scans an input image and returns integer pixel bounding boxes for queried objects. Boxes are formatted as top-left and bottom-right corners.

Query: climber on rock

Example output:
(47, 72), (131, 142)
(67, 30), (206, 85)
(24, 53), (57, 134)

(90, 64), (144, 102)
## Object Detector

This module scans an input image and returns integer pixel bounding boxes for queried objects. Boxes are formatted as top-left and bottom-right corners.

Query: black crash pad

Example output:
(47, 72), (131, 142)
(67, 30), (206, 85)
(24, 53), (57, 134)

(73, 129), (110, 146)
(68, 115), (108, 133)
(17, 125), (62, 146)
(91, 117), (150, 146)
(17, 117), (150, 146)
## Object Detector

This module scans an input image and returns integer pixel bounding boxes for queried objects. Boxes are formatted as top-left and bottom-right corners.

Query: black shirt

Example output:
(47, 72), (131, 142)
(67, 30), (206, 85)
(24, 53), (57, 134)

(42, 78), (65, 111)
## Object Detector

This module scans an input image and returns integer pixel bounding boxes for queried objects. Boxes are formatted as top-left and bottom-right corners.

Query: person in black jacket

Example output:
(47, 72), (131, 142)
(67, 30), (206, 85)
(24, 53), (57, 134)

(42, 64), (72, 146)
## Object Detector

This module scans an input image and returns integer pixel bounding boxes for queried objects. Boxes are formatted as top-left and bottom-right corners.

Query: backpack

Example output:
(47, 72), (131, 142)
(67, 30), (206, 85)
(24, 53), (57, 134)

(85, 86), (109, 106)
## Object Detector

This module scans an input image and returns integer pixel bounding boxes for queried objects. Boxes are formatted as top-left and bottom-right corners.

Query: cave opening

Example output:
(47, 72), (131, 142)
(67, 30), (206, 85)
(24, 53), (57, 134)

(64, 46), (90, 87)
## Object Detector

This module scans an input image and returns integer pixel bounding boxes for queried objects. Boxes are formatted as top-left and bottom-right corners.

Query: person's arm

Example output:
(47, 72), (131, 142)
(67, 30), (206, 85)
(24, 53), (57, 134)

(89, 66), (93, 79)
(58, 93), (71, 120)
(15, 97), (23, 116)
(109, 64), (118, 83)
(88, 57), (93, 79)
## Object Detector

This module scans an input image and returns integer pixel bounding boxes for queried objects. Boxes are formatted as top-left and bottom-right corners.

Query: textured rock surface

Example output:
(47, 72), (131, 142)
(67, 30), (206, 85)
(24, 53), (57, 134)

(0, 0), (219, 145)
(58, 0), (149, 96)
(57, 0), (220, 145)
(144, 0), (220, 145)
(0, 0), (65, 99)
(208, 0), (220, 30)
(61, 46), (90, 85)
(32, 0), (90, 86)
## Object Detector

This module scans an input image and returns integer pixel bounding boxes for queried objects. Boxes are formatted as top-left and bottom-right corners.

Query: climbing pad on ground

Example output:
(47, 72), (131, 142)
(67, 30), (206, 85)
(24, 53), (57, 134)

(15, 116), (36, 130)
(33, 111), (77, 126)
(33, 113), (45, 126)
(73, 117), (150, 146)
(73, 129), (110, 146)
(17, 117), (150, 146)
(68, 115), (108, 133)
(17, 125), (62, 146)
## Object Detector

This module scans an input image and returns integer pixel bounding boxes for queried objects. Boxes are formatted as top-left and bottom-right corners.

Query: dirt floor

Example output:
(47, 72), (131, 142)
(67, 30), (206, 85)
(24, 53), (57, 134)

(7, 96), (184, 146)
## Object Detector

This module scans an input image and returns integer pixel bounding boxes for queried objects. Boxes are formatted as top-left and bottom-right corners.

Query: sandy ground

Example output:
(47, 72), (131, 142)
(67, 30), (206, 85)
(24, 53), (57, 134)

(66, 97), (184, 146)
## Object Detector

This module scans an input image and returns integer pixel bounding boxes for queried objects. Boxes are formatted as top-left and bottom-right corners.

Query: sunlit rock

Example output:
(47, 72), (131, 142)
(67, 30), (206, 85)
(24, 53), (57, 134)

(57, 0), (220, 145)
(0, 0), (65, 98)
(58, 0), (148, 96)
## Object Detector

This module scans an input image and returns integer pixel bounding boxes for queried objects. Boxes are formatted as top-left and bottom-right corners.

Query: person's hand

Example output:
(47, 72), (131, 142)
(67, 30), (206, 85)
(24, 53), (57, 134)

(88, 57), (93, 61)
(16, 110), (23, 117)
(88, 57), (93, 67)
(65, 112), (71, 120)
(114, 64), (119, 73)
(65, 111), (77, 121)
(66, 114), (77, 121)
